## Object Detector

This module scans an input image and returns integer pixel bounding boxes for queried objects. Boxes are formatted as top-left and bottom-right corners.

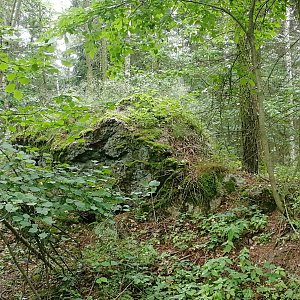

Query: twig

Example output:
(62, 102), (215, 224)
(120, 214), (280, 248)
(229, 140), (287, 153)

(114, 281), (133, 300)
(181, 0), (248, 35)
(35, 237), (66, 273)
(0, 230), (42, 300)
(87, 272), (99, 298)
(52, 224), (81, 246)
(2, 219), (53, 269)
(0, 148), (19, 176)
(283, 193), (299, 236)
(49, 241), (74, 274)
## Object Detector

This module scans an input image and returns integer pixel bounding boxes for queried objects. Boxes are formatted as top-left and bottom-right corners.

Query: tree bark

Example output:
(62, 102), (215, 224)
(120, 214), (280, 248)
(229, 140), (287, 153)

(247, 0), (284, 212)
(238, 39), (259, 174)
(284, 5), (296, 163)
(100, 38), (108, 81)
(10, 0), (22, 27)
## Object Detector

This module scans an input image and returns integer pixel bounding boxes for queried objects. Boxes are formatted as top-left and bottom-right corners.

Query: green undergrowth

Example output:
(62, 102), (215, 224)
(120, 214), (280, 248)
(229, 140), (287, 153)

(48, 206), (299, 299)
(0, 142), (126, 299)
(196, 205), (268, 252)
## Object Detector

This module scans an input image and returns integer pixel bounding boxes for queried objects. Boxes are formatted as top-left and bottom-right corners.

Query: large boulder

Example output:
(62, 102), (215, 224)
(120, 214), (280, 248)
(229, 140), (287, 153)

(16, 94), (227, 212)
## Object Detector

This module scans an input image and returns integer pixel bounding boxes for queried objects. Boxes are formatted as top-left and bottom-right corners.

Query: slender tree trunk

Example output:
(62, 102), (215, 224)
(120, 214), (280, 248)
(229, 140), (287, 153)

(84, 0), (93, 93)
(86, 52), (93, 83)
(284, 6), (296, 163)
(9, 0), (17, 25)
(11, 0), (22, 27)
(124, 56), (131, 78)
(100, 38), (108, 81)
(247, 0), (284, 212)
(238, 39), (259, 174)
(124, 12), (131, 78)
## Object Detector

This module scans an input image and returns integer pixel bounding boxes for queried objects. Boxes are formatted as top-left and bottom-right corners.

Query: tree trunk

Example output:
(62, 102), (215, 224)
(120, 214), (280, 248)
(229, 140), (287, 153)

(124, 12), (131, 78)
(100, 38), (108, 81)
(284, 5), (296, 163)
(238, 39), (259, 174)
(84, 0), (93, 93)
(247, 0), (284, 212)
(11, 0), (22, 27)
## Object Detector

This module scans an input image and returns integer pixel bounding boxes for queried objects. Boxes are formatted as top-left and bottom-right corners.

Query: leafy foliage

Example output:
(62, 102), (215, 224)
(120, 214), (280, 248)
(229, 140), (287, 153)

(0, 141), (123, 294)
(197, 206), (268, 252)
(77, 220), (299, 300)
(0, 141), (121, 227)
(1, 0), (300, 298)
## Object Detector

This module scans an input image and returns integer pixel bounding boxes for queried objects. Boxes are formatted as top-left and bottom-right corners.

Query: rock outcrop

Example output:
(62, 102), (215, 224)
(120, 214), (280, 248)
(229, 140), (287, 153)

(15, 94), (227, 212)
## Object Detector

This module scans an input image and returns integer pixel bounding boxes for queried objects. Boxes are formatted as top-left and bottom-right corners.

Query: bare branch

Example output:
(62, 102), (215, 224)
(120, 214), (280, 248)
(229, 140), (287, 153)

(0, 230), (42, 300)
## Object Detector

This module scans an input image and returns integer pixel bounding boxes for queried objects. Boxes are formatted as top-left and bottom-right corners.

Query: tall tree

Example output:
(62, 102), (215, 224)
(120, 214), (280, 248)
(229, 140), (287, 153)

(237, 37), (259, 174)
(284, 5), (296, 162)
(57, 0), (299, 212)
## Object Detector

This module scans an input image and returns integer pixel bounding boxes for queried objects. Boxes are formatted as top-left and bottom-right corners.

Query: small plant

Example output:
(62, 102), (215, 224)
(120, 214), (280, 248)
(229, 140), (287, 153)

(83, 231), (159, 299)
(142, 248), (300, 299)
(196, 206), (268, 252)
(253, 232), (273, 244)
(170, 229), (198, 250)
(131, 180), (161, 221)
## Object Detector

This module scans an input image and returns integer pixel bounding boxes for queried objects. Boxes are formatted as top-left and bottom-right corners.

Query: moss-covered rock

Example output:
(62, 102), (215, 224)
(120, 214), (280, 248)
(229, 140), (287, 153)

(14, 94), (227, 213)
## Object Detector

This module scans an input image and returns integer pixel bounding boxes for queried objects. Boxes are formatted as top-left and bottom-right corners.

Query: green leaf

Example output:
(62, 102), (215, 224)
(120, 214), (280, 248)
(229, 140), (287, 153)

(5, 203), (18, 212)
(7, 73), (17, 81)
(13, 90), (23, 100)
(29, 186), (41, 192)
(20, 220), (32, 228)
(75, 201), (86, 210)
(43, 216), (54, 225)
(149, 180), (160, 187)
(19, 77), (30, 85)
(5, 83), (16, 93)
(0, 63), (8, 71)
(29, 224), (38, 233)
(36, 207), (49, 215)
(38, 232), (48, 239)
(61, 60), (73, 67)
(31, 63), (39, 71)
(99, 261), (111, 267)
(96, 277), (108, 284)
(56, 119), (64, 126)
(43, 201), (53, 208)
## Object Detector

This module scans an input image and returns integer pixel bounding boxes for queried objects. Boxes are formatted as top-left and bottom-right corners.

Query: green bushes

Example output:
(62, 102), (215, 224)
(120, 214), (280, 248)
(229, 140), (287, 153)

(142, 249), (300, 300)
(0, 142), (123, 297)
(77, 209), (299, 299)
(197, 206), (268, 252)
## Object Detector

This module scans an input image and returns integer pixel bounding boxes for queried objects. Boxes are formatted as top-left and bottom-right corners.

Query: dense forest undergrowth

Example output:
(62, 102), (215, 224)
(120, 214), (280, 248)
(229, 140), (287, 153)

(1, 97), (300, 299)
(1, 0), (300, 299)
(1, 169), (300, 299)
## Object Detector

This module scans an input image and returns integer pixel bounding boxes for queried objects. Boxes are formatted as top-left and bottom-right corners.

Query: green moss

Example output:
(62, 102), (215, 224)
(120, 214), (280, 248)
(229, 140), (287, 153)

(153, 161), (226, 214)
(13, 93), (222, 214)
(133, 128), (162, 141)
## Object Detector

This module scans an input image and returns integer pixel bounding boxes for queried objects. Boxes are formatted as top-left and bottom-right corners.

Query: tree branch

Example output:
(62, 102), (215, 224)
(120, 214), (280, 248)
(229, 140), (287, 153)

(0, 230), (41, 300)
(180, 0), (248, 35)
(1, 219), (53, 269)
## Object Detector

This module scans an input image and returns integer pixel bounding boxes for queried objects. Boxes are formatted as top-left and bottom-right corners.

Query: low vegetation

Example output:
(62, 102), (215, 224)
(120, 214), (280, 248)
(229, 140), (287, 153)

(1, 0), (300, 299)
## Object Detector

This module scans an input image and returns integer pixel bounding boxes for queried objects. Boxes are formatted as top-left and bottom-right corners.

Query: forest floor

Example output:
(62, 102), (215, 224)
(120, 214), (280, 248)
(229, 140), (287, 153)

(1, 174), (300, 299)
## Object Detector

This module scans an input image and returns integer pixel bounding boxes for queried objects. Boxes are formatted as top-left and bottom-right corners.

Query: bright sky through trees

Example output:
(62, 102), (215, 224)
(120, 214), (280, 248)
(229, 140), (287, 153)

(47, 0), (71, 13)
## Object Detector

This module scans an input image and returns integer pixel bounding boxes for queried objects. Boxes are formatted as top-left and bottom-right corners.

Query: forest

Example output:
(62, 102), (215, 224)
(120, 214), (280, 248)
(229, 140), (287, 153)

(0, 0), (300, 299)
